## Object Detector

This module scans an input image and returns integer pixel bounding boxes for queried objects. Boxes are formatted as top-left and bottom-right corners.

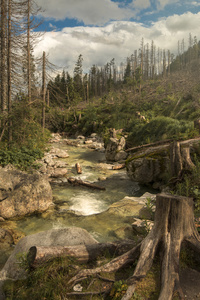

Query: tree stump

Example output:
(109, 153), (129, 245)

(122, 193), (200, 300)
(68, 194), (200, 300)
(170, 141), (195, 179)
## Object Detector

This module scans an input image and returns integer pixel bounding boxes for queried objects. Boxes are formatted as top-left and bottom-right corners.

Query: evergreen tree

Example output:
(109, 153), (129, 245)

(73, 54), (84, 101)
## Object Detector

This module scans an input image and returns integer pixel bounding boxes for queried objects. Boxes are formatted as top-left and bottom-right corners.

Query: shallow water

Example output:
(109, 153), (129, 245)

(15, 144), (142, 241)
(1, 142), (151, 268)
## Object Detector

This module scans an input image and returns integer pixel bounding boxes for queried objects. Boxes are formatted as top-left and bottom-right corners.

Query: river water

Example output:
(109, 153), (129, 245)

(0, 142), (150, 269)
(15, 144), (145, 240)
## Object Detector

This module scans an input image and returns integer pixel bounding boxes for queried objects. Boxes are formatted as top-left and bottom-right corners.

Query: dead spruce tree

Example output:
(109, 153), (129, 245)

(65, 141), (200, 299)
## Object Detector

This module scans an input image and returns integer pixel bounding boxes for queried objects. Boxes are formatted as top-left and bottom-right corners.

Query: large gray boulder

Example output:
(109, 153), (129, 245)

(126, 149), (170, 185)
(0, 169), (53, 219)
(0, 227), (98, 282)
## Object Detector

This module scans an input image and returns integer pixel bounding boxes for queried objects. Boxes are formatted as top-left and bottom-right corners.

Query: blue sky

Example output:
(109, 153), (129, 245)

(34, 0), (200, 73)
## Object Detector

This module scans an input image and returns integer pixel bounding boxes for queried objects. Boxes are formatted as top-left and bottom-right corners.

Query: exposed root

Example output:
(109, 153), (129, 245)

(68, 243), (141, 285)
(67, 194), (200, 300)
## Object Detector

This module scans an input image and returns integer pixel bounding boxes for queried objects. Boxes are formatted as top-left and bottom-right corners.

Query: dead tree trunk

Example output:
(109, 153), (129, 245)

(170, 141), (195, 178)
(42, 51), (46, 132)
(27, 240), (136, 267)
(122, 193), (199, 300)
(68, 193), (200, 300)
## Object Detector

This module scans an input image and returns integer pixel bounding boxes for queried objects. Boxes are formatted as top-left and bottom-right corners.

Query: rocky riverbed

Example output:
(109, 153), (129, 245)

(0, 133), (156, 272)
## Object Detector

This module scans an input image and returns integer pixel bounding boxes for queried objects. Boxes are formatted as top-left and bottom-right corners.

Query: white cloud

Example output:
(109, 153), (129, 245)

(130, 0), (151, 10)
(157, 0), (179, 10)
(36, 0), (133, 25)
(34, 12), (200, 75)
(165, 12), (200, 32)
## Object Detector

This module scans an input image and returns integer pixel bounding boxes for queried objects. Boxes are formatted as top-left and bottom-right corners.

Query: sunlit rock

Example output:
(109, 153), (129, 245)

(0, 169), (53, 220)
(105, 136), (128, 161)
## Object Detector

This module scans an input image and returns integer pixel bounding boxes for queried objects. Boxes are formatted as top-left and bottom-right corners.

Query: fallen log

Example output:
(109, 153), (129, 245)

(112, 163), (125, 170)
(67, 177), (106, 190)
(27, 240), (136, 267)
(75, 163), (82, 174)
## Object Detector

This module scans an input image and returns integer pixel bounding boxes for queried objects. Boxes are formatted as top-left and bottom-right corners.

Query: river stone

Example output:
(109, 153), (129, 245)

(44, 156), (55, 167)
(49, 133), (62, 143)
(0, 170), (53, 219)
(77, 135), (85, 140)
(0, 169), (21, 192)
(106, 198), (143, 217)
(0, 227), (98, 282)
(0, 229), (13, 247)
(0, 228), (25, 248)
(51, 168), (68, 178)
(49, 148), (69, 159)
(114, 150), (128, 161)
(111, 225), (134, 240)
(105, 137), (126, 162)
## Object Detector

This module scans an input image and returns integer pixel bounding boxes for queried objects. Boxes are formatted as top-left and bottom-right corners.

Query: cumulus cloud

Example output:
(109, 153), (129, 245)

(165, 12), (200, 32)
(35, 0), (133, 25)
(34, 12), (200, 74)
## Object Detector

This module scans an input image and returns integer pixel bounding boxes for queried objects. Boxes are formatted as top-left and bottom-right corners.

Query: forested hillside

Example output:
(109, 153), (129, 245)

(0, 0), (200, 170)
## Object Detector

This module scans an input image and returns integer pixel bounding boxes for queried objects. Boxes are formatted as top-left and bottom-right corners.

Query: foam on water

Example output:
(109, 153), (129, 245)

(69, 192), (107, 215)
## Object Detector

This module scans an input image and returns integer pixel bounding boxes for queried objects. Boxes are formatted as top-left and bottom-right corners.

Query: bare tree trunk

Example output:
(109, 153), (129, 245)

(170, 141), (183, 177)
(1, 0), (7, 112)
(27, 0), (31, 102)
(42, 51), (46, 131)
(46, 89), (49, 107)
(7, 0), (12, 142)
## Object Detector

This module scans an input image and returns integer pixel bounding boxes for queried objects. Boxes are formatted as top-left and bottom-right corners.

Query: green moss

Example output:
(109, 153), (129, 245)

(126, 149), (169, 164)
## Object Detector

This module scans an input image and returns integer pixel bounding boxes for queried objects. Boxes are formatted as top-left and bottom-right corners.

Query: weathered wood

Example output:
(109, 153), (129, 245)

(75, 162), (82, 174)
(126, 136), (200, 154)
(181, 146), (195, 170)
(68, 243), (141, 285)
(126, 139), (173, 153)
(67, 177), (106, 190)
(170, 141), (183, 177)
(27, 240), (136, 267)
(112, 163), (125, 170)
(123, 193), (200, 300)
(67, 194), (200, 300)
(170, 141), (195, 178)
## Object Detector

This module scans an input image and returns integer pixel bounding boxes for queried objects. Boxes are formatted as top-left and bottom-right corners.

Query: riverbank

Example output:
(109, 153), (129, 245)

(0, 133), (156, 270)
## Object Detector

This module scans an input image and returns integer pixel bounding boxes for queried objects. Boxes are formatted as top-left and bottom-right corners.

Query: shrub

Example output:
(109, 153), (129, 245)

(127, 116), (195, 147)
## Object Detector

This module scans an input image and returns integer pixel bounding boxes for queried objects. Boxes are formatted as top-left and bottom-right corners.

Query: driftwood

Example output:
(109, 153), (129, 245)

(75, 163), (82, 174)
(112, 163), (126, 170)
(67, 194), (200, 300)
(67, 177), (106, 190)
(27, 240), (136, 268)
